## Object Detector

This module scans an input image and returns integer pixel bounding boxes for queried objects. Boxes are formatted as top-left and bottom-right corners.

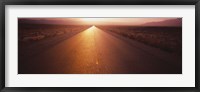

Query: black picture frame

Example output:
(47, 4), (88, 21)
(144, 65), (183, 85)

(0, 0), (199, 92)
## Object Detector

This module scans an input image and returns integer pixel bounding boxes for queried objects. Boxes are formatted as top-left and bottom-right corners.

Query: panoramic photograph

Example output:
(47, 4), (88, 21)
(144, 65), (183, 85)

(18, 18), (182, 74)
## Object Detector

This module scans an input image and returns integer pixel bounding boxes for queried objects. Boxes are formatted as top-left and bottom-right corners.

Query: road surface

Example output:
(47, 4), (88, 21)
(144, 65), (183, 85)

(19, 26), (182, 74)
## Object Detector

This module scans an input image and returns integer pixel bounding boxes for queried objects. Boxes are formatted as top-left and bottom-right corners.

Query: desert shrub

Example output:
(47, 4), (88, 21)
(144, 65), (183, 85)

(97, 26), (182, 55)
(18, 24), (91, 42)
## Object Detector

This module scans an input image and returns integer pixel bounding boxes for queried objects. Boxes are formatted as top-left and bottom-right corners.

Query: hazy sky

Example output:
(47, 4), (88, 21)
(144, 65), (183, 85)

(19, 18), (182, 26)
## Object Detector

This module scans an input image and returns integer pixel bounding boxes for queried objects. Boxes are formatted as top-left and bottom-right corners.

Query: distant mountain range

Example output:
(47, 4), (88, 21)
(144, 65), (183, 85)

(142, 18), (182, 27)
(18, 18), (182, 27)
(18, 18), (83, 25)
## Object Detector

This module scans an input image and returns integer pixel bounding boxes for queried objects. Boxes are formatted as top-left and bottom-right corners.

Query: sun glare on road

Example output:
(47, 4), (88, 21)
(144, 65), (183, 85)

(84, 25), (96, 35)
(87, 25), (96, 31)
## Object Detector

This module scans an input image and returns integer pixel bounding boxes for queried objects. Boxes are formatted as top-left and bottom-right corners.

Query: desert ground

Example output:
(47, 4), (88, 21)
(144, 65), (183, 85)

(18, 24), (182, 74)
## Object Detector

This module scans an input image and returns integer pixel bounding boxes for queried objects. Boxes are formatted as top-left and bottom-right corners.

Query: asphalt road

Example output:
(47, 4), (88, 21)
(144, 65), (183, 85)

(19, 26), (182, 74)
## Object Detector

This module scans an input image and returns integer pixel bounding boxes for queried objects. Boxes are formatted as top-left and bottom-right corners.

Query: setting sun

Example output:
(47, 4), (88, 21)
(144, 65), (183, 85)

(81, 18), (105, 22)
